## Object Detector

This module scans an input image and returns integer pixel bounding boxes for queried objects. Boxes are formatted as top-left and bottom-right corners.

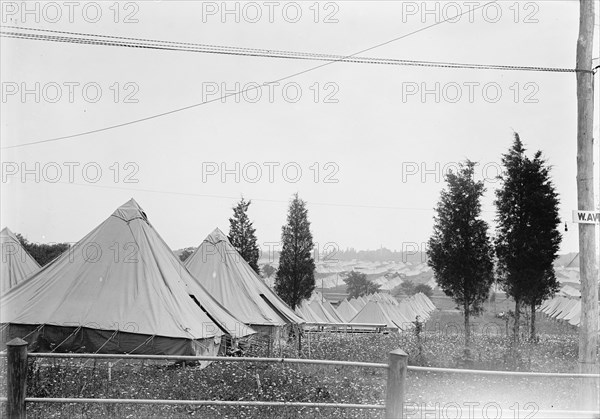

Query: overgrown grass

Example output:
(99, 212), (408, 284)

(1, 309), (596, 418)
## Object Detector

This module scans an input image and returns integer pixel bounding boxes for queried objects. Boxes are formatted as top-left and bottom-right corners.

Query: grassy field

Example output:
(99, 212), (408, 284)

(1, 301), (596, 418)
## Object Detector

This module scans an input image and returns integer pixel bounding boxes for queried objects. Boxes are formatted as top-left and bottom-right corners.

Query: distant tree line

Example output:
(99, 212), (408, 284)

(332, 247), (427, 264)
(16, 234), (70, 267)
(178, 247), (195, 262)
(393, 280), (433, 298)
(344, 271), (381, 299)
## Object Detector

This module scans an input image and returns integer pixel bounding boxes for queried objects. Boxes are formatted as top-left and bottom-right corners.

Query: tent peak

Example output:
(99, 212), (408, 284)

(0, 228), (27, 249)
(111, 199), (149, 223)
(1, 227), (16, 237)
(206, 227), (229, 243)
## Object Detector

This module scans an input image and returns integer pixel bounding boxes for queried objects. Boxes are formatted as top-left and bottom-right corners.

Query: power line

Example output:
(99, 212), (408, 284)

(0, 28), (588, 74)
(1, 24), (344, 58)
(0, 1), (505, 150)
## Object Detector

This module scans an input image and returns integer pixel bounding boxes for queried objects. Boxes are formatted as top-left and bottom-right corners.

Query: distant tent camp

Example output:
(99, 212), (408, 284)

(349, 297), (366, 311)
(415, 293), (436, 312)
(1, 199), (253, 355)
(322, 300), (345, 323)
(350, 301), (399, 331)
(537, 294), (600, 328)
(540, 295), (589, 327)
(559, 285), (581, 298)
(555, 300), (578, 320)
(408, 295), (430, 320)
(294, 291), (344, 325)
(336, 299), (358, 322)
(1, 227), (40, 293)
(308, 300), (340, 324)
(345, 292), (435, 330)
(540, 297), (563, 316)
(184, 228), (303, 339)
(295, 300), (324, 323)
(549, 298), (571, 318)
(383, 304), (413, 330)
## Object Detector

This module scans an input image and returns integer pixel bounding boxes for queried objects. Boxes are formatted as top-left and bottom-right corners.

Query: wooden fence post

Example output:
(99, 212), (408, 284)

(297, 325), (302, 356)
(385, 348), (408, 419)
(267, 331), (272, 358)
(7, 338), (28, 419)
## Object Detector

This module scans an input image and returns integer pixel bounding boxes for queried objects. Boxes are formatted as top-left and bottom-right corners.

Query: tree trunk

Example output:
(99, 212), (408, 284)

(530, 303), (536, 342)
(513, 298), (521, 344)
(464, 302), (471, 347)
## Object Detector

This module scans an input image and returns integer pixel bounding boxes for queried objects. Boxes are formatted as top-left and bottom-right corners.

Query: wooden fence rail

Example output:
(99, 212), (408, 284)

(2, 337), (599, 418)
(24, 352), (389, 369)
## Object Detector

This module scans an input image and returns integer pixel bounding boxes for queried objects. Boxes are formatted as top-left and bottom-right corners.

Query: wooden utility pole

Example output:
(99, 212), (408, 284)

(575, 0), (598, 411)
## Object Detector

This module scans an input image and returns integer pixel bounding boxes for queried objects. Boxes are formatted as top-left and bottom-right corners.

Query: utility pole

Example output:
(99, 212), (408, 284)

(575, 0), (598, 411)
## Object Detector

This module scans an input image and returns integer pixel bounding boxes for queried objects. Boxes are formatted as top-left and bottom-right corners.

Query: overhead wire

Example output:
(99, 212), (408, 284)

(0, 2), (591, 231)
(0, 27), (590, 74)
(0, 0), (542, 150)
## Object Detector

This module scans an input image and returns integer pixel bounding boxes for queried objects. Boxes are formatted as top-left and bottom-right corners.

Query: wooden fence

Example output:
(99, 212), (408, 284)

(2, 337), (599, 418)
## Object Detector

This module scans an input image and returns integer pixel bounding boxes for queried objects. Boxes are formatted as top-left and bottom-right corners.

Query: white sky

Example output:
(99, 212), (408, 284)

(1, 1), (599, 255)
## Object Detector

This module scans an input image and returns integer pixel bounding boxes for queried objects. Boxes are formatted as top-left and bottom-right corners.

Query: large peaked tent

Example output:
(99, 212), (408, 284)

(184, 228), (303, 338)
(1, 227), (40, 293)
(1, 199), (252, 355)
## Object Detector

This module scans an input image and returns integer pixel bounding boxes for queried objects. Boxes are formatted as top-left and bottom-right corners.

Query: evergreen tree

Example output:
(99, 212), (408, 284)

(344, 271), (381, 298)
(228, 197), (260, 274)
(427, 161), (495, 347)
(275, 194), (316, 309)
(495, 134), (562, 342)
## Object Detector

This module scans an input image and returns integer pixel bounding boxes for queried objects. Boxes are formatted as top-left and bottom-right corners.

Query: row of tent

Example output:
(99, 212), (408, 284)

(538, 296), (583, 327)
(344, 293), (436, 331)
(1, 199), (304, 356)
(1, 200), (437, 356)
(295, 291), (436, 331)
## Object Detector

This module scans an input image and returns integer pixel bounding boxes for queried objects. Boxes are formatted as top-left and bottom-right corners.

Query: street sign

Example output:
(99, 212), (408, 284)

(572, 210), (600, 224)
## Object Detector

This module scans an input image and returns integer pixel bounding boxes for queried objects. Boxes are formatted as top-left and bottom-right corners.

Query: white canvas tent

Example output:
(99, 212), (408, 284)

(350, 301), (399, 331)
(1, 227), (40, 293)
(308, 300), (341, 324)
(1, 199), (253, 355)
(184, 228), (303, 339)
(295, 300), (323, 323)
(349, 297), (366, 311)
(538, 295), (597, 328)
(408, 295), (430, 320)
(382, 304), (413, 330)
(415, 293), (436, 311)
(322, 300), (345, 323)
(336, 299), (358, 322)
